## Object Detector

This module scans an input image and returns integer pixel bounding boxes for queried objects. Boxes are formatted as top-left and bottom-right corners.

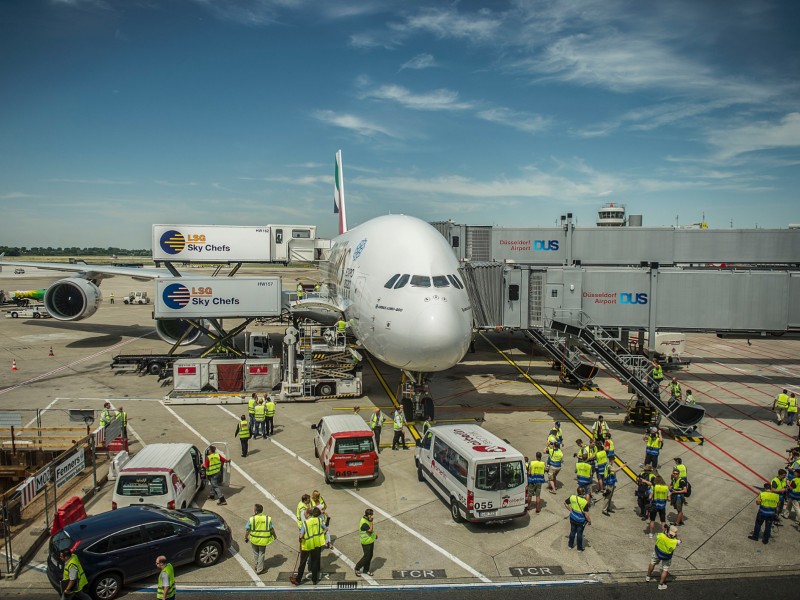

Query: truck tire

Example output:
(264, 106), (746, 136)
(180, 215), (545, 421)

(123, 299), (130, 304)
(416, 461), (425, 482)
(147, 362), (161, 376)
(10, 312), (18, 318)
(450, 498), (463, 523)
(33, 312), (40, 319)
(317, 382), (335, 396)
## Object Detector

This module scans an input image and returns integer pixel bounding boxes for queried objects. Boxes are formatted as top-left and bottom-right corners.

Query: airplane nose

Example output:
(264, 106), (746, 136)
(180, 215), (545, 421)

(402, 301), (471, 371)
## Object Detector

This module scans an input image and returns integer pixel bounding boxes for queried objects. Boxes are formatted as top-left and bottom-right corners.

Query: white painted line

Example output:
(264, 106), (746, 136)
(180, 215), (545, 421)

(24, 396), (62, 427)
(161, 402), (378, 587)
(217, 405), (493, 584)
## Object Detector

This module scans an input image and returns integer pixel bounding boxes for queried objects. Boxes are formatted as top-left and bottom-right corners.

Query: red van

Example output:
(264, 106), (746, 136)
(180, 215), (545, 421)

(312, 414), (379, 484)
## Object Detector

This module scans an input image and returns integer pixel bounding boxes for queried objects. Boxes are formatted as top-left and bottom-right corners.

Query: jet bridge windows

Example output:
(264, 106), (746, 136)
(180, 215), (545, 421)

(411, 275), (432, 287)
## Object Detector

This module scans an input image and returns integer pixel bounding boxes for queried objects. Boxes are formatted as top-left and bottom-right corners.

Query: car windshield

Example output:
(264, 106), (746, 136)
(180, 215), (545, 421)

(117, 475), (167, 496)
(475, 460), (525, 491)
(334, 437), (374, 454)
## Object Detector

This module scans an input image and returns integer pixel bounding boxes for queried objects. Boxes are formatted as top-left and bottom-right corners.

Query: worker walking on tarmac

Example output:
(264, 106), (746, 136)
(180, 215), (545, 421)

(296, 494), (312, 528)
(391, 407), (408, 450)
(369, 408), (384, 453)
(575, 455), (594, 504)
(155, 555), (176, 600)
(669, 468), (688, 526)
(643, 427), (664, 469)
(601, 463), (624, 516)
(649, 361), (663, 392)
(253, 398), (266, 439)
(591, 415), (610, 441)
(603, 431), (616, 462)
(749, 482), (780, 544)
(669, 378), (682, 403)
(647, 476), (670, 538)
(264, 394), (276, 437)
(235, 414), (251, 457)
(245, 504), (276, 574)
(291, 507), (327, 585)
(59, 548), (91, 600)
(203, 445), (228, 505)
(772, 388), (789, 425)
(546, 442), (563, 494)
(354, 508), (377, 577)
(646, 525), (681, 590)
(248, 393), (258, 432)
(787, 392), (798, 426)
(564, 486), (591, 551)
(296, 282), (305, 300)
(109, 292), (114, 304)
(594, 442), (609, 494)
(527, 452), (546, 513)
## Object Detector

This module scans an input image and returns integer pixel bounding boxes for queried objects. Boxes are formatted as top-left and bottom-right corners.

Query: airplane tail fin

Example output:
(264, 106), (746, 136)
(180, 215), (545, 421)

(334, 149), (348, 234)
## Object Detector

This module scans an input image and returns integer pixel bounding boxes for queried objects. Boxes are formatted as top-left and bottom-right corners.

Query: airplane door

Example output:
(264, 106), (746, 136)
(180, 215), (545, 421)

(545, 283), (563, 321)
(353, 275), (374, 332)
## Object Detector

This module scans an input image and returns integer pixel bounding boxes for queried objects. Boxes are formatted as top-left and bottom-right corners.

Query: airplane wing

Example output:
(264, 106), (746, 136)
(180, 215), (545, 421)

(1, 258), (175, 282)
(290, 297), (344, 325)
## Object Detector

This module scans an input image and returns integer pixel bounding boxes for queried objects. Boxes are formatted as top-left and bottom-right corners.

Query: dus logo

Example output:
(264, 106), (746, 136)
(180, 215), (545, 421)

(620, 292), (648, 305)
(162, 283), (191, 309)
(533, 240), (559, 251)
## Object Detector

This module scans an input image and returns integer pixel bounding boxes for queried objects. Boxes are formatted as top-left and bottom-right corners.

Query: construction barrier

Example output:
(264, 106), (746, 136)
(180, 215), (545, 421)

(50, 496), (87, 536)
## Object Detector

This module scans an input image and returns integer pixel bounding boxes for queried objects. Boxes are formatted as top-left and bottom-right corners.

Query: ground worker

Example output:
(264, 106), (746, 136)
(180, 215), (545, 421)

(564, 486), (591, 551)
(527, 452), (546, 513)
(253, 399), (266, 439)
(116, 406), (127, 439)
(575, 456), (593, 504)
(235, 414), (251, 457)
(546, 442), (563, 494)
(574, 439), (589, 463)
(643, 427), (664, 469)
(785, 467), (800, 525)
(650, 361), (663, 391)
(59, 548), (91, 600)
(771, 468), (787, 523)
(647, 476), (670, 538)
(336, 318), (347, 335)
(636, 465), (656, 519)
(203, 445), (228, 505)
(646, 525), (680, 590)
(296, 283), (305, 300)
(594, 443), (609, 494)
(669, 378), (682, 402)
(109, 292), (114, 304)
(669, 468), (688, 526)
(264, 394), (276, 437)
(155, 555), (175, 600)
(296, 494), (312, 528)
(369, 408), (384, 453)
(773, 388), (789, 425)
(601, 463), (624, 516)
(749, 483), (780, 544)
(354, 508), (376, 577)
(391, 407), (408, 450)
(422, 416), (433, 440)
(684, 389), (696, 405)
(245, 503), (276, 574)
(99, 402), (114, 427)
(603, 432), (615, 462)
(248, 393), (257, 431)
(787, 392), (798, 426)
(546, 427), (559, 447)
(291, 507), (327, 585)
(311, 489), (332, 547)
(591, 415), (610, 441)
(552, 421), (563, 445)
(673, 457), (688, 480)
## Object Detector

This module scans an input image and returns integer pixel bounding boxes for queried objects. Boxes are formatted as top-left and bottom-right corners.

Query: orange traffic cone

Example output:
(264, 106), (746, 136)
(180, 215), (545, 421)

(11, 359), (17, 371)
(49, 346), (54, 357)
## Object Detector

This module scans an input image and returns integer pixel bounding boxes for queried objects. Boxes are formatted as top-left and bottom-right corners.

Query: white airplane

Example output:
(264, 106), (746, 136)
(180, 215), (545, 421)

(2, 151), (474, 417)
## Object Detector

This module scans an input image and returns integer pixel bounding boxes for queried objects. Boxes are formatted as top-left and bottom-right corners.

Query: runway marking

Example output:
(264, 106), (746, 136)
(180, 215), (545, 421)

(160, 402), (377, 587)
(216, 405), (492, 584)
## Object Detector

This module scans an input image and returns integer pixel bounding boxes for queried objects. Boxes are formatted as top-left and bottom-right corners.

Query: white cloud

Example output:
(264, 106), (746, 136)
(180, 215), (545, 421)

(48, 178), (134, 185)
(361, 84), (473, 111)
(392, 7), (501, 42)
(312, 110), (397, 138)
(400, 53), (436, 71)
(708, 112), (800, 160)
(476, 107), (552, 134)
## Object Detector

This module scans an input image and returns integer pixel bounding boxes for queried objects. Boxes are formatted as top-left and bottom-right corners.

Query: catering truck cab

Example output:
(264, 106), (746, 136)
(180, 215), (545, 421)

(415, 424), (527, 523)
(312, 414), (378, 484)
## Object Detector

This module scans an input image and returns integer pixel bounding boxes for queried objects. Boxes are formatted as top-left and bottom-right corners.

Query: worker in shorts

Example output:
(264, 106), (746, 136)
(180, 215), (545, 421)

(669, 468), (688, 526)
(546, 442), (563, 494)
(526, 452), (546, 513)
(647, 476), (670, 538)
(646, 525), (681, 590)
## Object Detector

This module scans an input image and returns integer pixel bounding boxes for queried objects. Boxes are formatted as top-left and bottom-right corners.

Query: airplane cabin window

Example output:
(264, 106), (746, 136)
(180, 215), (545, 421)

(394, 274), (410, 289)
(410, 275), (431, 287)
(384, 274), (401, 289)
(432, 275), (450, 288)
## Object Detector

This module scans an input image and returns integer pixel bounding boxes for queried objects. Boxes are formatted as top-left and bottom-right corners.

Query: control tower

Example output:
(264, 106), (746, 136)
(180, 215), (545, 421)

(596, 202), (626, 226)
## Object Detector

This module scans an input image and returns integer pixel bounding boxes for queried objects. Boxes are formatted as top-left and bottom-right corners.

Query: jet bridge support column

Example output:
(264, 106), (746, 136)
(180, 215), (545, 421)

(647, 263), (659, 357)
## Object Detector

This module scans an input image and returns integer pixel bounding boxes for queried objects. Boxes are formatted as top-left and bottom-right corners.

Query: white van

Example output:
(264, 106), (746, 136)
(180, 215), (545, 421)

(112, 443), (203, 510)
(415, 425), (527, 523)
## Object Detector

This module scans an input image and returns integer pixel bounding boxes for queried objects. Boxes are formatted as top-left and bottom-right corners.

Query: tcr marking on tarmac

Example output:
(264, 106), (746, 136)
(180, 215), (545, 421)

(392, 569), (447, 579)
(510, 566), (565, 577)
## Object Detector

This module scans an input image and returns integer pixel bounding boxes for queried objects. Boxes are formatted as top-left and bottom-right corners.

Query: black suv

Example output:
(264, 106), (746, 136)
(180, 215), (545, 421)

(48, 504), (232, 600)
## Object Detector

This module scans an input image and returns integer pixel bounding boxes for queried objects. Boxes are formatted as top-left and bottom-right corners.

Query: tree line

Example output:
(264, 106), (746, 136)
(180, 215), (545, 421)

(0, 246), (150, 257)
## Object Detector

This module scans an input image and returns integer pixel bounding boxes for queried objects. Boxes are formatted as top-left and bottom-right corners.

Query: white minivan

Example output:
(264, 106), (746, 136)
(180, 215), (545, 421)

(415, 425), (527, 523)
(112, 443), (203, 510)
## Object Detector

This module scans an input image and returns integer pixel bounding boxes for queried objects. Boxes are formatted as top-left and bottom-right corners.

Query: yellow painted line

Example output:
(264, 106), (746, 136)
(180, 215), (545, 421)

(365, 353), (421, 442)
(480, 332), (637, 483)
(528, 418), (626, 423)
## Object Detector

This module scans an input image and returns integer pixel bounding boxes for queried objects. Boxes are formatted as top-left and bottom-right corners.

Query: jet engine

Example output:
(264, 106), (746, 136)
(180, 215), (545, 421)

(44, 278), (102, 321)
(155, 318), (206, 346)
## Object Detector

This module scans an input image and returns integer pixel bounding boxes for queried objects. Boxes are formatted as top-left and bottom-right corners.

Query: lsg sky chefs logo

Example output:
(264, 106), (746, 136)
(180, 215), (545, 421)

(162, 283), (240, 309)
(583, 292), (648, 305)
(159, 229), (231, 255)
(499, 239), (559, 252)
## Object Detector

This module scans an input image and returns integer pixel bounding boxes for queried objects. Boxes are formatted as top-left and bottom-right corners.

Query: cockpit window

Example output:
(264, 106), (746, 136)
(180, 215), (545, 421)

(384, 274), (400, 289)
(394, 274), (410, 289)
(447, 274), (464, 289)
(410, 275), (431, 288)
(432, 275), (450, 288)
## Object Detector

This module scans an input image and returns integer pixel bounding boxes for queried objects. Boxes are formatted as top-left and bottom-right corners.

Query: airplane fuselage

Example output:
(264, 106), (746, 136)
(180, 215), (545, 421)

(322, 215), (473, 372)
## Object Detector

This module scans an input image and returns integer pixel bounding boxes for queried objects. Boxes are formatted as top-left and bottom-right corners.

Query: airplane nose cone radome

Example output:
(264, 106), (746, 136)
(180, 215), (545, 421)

(403, 302), (471, 372)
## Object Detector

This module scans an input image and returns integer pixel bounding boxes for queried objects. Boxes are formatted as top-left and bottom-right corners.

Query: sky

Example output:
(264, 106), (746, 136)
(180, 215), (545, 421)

(1, 0), (799, 249)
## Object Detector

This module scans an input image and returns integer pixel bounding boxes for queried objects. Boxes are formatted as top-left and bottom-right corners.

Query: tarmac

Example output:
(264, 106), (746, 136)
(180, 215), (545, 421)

(1, 266), (799, 595)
